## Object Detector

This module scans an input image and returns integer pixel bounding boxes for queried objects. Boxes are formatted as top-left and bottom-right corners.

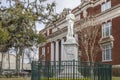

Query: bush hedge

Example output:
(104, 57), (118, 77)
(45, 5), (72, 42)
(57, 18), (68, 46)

(112, 67), (120, 77)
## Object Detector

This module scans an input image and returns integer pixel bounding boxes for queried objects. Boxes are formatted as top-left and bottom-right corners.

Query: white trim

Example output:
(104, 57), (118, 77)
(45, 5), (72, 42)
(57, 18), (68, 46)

(102, 59), (112, 62)
(113, 65), (120, 68)
(55, 41), (59, 61)
(61, 39), (64, 61)
(51, 42), (54, 61)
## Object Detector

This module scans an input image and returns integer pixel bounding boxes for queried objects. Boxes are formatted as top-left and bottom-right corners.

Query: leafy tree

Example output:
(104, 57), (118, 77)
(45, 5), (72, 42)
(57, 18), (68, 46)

(0, 0), (56, 76)
(0, 22), (10, 74)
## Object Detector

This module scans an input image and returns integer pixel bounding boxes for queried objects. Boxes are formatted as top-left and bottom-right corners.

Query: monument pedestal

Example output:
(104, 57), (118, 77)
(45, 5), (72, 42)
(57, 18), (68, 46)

(57, 11), (82, 78)
(58, 60), (83, 78)
(58, 39), (83, 78)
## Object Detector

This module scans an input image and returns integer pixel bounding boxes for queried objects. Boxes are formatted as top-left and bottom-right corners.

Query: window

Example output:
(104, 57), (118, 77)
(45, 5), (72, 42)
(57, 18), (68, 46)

(42, 47), (45, 55)
(102, 22), (112, 37)
(102, 43), (112, 61)
(101, 1), (111, 12)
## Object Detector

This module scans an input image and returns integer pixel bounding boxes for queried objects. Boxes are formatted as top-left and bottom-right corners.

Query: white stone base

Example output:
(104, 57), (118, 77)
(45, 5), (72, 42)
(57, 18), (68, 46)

(57, 64), (83, 78)
(57, 36), (82, 78)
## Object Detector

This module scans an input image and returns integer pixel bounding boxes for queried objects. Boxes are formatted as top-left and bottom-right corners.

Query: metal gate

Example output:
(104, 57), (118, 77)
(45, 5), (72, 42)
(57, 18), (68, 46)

(31, 60), (112, 80)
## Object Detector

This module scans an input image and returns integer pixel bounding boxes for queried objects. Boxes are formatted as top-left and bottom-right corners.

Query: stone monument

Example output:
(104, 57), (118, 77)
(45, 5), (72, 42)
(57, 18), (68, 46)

(64, 10), (78, 61)
(58, 10), (82, 78)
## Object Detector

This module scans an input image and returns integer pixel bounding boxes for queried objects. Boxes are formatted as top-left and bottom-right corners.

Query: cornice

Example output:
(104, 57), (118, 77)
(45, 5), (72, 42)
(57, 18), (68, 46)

(94, 4), (120, 25)
(75, 5), (120, 32)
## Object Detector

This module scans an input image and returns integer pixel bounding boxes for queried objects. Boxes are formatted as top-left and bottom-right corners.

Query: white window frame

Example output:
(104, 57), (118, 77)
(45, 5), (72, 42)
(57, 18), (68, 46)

(102, 43), (112, 62)
(102, 21), (112, 38)
(101, 0), (111, 12)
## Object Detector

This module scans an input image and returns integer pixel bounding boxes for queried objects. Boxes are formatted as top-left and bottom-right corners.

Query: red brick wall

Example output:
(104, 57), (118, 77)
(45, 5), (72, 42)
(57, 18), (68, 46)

(45, 42), (51, 61)
(80, 12), (83, 19)
(87, 7), (93, 16)
(93, 4), (101, 15)
(112, 16), (120, 65)
(111, 0), (120, 7)
(87, 4), (101, 16)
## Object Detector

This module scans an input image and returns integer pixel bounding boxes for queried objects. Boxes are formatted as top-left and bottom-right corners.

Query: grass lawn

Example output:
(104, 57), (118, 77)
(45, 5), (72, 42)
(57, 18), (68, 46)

(0, 78), (30, 80)
(112, 77), (120, 80)
(0, 78), (89, 80)
(0, 77), (119, 80)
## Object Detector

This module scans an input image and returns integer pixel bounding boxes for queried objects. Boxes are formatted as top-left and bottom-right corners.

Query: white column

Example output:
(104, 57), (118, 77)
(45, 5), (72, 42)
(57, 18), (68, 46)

(55, 40), (59, 61)
(61, 39), (64, 61)
(51, 42), (54, 61)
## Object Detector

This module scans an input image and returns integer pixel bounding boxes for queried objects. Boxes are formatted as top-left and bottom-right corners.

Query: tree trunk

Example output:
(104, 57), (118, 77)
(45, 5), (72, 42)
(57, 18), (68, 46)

(0, 52), (4, 74)
(85, 49), (90, 62)
(8, 50), (10, 71)
(28, 47), (32, 63)
(16, 47), (20, 77)
(22, 51), (24, 72)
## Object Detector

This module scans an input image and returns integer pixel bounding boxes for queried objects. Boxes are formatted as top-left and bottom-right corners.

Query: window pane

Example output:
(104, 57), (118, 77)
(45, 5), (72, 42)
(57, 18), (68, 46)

(109, 49), (112, 60)
(106, 49), (110, 60)
(106, 27), (109, 36)
(101, 1), (111, 12)
(102, 24), (106, 37)
(108, 22), (112, 35)
(102, 22), (112, 37)
(103, 50), (106, 60)
(102, 44), (112, 61)
(107, 1), (111, 9)
(103, 27), (105, 37)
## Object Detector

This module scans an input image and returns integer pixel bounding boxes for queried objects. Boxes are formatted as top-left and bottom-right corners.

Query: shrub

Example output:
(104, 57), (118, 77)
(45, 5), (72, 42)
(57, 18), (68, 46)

(112, 67), (120, 77)
(0, 75), (6, 78)
(5, 73), (13, 78)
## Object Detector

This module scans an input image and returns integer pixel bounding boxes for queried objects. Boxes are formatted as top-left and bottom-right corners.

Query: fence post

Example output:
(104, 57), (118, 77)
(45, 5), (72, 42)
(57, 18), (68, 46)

(47, 61), (49, 80)
(31, 61), (33, 80)
(110, 65), (112, 80)
(38, 62), (40, 80)
(73, 59), (75, 80)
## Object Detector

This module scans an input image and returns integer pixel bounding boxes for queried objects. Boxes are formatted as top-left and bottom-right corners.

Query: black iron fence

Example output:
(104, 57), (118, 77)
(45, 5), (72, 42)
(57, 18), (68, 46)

(31, 60), (112, 80)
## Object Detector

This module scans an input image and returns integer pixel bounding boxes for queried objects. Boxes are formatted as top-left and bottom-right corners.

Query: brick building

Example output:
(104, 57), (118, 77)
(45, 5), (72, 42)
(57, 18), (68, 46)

(39, 0), (120, 66)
